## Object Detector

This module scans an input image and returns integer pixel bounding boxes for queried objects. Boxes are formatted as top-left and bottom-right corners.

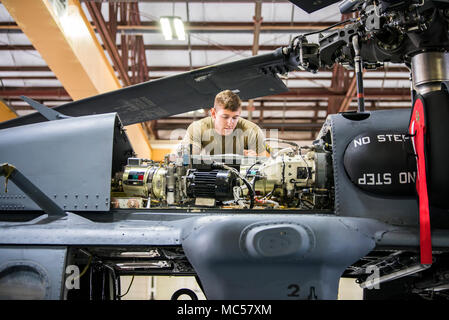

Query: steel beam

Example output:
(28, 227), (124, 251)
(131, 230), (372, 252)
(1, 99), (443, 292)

(0, 21), (339, 34)
(85, 2), (131, 86)
(338, 75), (358, 113)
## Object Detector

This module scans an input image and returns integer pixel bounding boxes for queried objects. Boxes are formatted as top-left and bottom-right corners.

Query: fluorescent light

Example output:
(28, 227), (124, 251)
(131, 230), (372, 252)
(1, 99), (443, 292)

(160, 17), (172, 40)
(159, 16), (185, 41)
(173, 17), (185, 41)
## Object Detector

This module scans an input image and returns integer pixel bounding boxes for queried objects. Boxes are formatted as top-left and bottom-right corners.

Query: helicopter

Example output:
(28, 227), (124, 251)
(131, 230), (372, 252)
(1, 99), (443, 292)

(1, 0), (449, 300)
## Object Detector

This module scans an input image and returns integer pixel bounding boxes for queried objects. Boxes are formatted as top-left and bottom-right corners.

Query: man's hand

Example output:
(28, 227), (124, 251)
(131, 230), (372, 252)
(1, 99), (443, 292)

(243, 149), (258, 156)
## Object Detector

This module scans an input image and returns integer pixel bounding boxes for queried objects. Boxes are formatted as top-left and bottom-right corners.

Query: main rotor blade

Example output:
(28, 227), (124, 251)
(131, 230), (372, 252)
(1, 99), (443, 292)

(288, 0), (340, 13)
(0, 48), (292, 130)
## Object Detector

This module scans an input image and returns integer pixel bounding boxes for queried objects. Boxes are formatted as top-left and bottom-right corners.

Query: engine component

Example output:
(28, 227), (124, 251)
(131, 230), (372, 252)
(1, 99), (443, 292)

(186, 169), (237, 202)
(112, 138), (334, 210)
(244, 145), (332, 208)
(122, 161), (167, 200)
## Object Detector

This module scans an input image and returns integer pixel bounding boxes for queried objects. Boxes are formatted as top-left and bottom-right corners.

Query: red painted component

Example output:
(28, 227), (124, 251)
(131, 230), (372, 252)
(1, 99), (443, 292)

(409, 97), (433, 265)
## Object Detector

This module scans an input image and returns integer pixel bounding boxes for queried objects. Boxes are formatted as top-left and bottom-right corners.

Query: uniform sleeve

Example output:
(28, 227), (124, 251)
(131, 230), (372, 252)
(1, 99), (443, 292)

(247, 125), (267, 155)
(181, 121), (202, 155)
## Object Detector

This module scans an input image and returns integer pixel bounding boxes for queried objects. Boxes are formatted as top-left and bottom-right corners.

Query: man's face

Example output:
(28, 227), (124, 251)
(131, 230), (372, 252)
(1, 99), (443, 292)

(211, 104), (241, 136)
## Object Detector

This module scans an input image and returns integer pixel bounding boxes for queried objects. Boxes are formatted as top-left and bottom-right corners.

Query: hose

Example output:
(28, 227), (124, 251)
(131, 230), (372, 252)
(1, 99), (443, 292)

(272, 147), (295, 158)
(212, 162), (255, 209)
(118, 276), (135, 298)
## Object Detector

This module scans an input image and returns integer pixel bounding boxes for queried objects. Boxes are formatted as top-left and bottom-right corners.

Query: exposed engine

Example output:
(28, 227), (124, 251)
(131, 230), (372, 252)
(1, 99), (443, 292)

(111, 138), (334, 210)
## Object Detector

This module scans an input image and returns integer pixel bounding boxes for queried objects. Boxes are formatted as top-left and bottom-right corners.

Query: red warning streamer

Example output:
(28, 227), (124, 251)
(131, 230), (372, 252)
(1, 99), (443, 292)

(409, 98), (433, 265)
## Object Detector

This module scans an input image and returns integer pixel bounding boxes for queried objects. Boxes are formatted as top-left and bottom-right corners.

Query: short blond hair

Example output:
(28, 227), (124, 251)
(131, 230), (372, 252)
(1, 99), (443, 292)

(214, 90), (242, 111)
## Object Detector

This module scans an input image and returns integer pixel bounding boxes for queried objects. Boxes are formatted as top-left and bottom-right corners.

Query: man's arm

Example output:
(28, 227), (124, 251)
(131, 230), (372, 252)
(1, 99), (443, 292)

(180, 122), (202, 155)
(245, 126), (268, 156)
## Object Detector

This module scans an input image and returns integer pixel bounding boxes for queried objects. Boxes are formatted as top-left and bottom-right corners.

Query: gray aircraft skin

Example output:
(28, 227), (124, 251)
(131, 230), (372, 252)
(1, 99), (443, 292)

(1, 0), (449, 300)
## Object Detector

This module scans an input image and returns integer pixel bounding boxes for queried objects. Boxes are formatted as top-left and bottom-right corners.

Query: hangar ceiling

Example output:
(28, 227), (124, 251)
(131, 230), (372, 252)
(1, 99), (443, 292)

(0, 0), (411, 141)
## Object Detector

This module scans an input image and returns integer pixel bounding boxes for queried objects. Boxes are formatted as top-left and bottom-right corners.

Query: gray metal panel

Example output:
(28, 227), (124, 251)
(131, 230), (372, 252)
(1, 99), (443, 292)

(0, 246), (67, 300)
(330, 109), (420, 226)
(0, 113), (131, 212)
(0, 212), (188, 246)
(2, 210), (441, 249)
(181, 214), (387, 300)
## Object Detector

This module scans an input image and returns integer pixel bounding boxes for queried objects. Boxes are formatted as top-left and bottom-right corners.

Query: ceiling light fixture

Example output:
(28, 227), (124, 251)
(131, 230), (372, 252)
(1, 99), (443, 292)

(159, 16), (185, 41)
